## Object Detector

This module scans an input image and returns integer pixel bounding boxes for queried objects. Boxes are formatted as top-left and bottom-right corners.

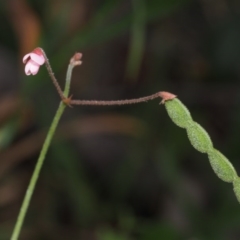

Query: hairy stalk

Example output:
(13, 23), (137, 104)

(70, 91), (163, 106)
(40, 47), (175, 107)
(10, 61), (74, 240)
(40, 48), (65, 100)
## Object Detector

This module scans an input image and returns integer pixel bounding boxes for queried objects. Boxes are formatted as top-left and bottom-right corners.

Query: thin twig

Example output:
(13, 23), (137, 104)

(69, 91), (176, 106)
(40, 48), (66, 100)
(70, 92), (160, 106)
(40, 50), (176, 108)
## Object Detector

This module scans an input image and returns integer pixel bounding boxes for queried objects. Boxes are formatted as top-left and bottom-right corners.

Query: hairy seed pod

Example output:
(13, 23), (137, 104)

(165, 99), (192, 128)
(208, 149), (237, 182)
(186, 122), (213, 153)
(164, 97), (239, 203)
(233, 177), (240, 203)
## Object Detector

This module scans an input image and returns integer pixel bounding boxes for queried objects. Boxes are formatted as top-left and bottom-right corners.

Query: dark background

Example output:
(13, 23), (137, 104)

(1, 0), (240, 239)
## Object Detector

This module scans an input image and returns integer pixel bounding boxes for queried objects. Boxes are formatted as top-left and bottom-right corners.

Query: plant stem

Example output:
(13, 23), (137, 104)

(10, 63), (74, 240)
(41, 48), (65, 100)
(10, 102), (65, 240)
(69, 91), (162, 106)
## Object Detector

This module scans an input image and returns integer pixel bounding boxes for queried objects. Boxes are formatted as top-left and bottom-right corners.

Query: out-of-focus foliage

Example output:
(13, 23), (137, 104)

(1, 0), (240, 239)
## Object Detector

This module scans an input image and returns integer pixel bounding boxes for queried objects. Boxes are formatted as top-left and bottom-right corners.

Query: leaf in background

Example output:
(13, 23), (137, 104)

(0, 120), (18, 150)
(7, 0), (41, 56)
(125, 0), (146, 82)
(51, 0), (191, 72)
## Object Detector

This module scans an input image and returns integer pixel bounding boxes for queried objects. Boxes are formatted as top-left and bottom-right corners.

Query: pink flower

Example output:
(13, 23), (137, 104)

(23, 48), (45, 75)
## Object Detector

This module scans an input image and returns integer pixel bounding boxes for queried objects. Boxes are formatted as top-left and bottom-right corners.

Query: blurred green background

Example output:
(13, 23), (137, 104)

(1, 0), (240, 239)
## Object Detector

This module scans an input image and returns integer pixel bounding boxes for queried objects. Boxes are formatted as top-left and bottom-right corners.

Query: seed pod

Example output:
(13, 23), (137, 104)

(165, 99), (192, 128)
(186, 122), (213, 153)
(233, 177), (240, 203)
(208, 149), (237, 182)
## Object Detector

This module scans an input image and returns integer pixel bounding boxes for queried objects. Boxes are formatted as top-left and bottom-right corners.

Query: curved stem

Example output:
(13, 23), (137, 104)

(41, 48), (65, 100)
(10, 63), (73, 240)
(70, 91), (162, 106)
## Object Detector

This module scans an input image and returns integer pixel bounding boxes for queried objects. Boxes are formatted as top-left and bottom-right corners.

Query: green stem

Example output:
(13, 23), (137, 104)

(10, 63), (74, 240)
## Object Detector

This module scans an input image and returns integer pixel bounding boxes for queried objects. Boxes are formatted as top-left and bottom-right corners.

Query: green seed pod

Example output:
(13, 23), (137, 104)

(164, 95), (240, 203)
(233, 177), (240, 203)
(165, 99), (192, 128)
(208, 149), (237, 182)
(186, 122), (213, 153)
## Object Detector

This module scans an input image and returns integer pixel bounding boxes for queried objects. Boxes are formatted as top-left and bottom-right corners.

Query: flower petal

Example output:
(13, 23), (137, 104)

(30, 64), (40, 75)
(29, 53), (45, 65)
(25, 60), (40, 75)
(30, 61), (40, 75)
(25, 62), (32, 75)
(23, 53), (31, 64)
